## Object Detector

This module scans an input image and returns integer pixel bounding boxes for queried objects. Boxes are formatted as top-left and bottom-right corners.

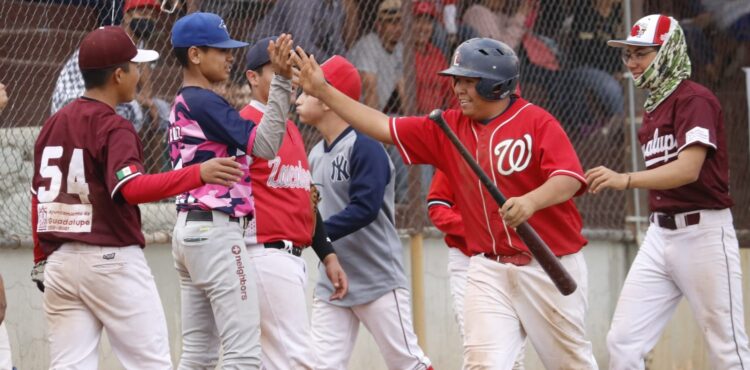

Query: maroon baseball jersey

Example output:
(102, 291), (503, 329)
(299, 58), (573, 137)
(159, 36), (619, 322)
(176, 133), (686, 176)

(239, 102), (314, 246)
(32, 97), (146, 256)
(638, 80), (732, 213)
(391, 98), (588, 256)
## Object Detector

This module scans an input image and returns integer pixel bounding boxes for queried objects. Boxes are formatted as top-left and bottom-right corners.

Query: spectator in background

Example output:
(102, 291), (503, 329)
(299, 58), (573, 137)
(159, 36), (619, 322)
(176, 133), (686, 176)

(51, 0), (170, 171)
(411, 1), (456, 114)
(250, 0), (359, 61)
(348, 0), (404, 112)
(0, 273), (12, 370)
(563, 0), (622, 74)
(462, 0), (532, 51)
(554, 0), (624, 135)
(0, 83), (7, 114)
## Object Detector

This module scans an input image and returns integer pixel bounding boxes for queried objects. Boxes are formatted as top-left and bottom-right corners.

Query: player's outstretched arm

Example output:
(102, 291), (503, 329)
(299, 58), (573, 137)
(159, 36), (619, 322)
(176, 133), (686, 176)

(120, 157), (242, 204)
(585, 145), (707, 193)
(252, 34), (295, 159)
(292, 47), (393, 144)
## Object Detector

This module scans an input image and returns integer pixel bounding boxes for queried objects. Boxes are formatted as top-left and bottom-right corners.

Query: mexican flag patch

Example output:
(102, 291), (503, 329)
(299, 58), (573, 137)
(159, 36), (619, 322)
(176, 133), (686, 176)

(116, 165), (138, 181)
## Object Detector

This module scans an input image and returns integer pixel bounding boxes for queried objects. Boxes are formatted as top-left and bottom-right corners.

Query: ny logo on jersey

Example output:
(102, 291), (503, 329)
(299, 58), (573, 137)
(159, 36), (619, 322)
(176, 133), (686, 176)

(330, 153), (350, 182)
(493, 134), (533, 175)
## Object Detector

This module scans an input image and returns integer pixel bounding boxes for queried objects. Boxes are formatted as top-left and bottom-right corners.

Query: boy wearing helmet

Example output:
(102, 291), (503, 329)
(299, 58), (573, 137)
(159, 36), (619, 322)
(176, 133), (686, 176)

(293, 38), (596, 368)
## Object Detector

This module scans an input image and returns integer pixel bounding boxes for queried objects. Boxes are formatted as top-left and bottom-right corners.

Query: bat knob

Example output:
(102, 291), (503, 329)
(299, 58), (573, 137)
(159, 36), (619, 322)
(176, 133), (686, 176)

(428, 109), (444, 122)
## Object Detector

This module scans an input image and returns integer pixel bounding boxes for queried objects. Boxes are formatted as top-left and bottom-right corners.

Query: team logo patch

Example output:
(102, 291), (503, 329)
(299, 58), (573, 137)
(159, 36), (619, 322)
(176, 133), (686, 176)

(631, 22), (647, 37)
(36, 202), (93, 233)
(115, 165), (138, 181)
(231, 245), (241, 255)
(103, 253), (116, 260)
(493, 134), (533, 176)
(330, 153), (350, 182)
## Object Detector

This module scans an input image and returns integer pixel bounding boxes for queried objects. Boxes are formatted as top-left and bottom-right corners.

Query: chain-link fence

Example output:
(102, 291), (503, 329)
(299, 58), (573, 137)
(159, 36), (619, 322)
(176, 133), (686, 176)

(1, 0), (748, 245)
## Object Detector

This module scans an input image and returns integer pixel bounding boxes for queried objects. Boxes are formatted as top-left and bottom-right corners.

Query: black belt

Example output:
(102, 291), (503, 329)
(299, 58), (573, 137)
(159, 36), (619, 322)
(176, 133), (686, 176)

(650, 212), (701, 230)
(264, 241), (303, 257)
(185, 210), (240, 223)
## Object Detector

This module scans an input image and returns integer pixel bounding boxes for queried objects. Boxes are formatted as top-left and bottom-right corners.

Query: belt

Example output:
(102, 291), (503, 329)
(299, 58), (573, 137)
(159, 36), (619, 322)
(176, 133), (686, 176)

(264, 240), (303, 257)
(185, 210), (240, 223)
(484, 253), (532, 266)
(650, 212), (701, 230)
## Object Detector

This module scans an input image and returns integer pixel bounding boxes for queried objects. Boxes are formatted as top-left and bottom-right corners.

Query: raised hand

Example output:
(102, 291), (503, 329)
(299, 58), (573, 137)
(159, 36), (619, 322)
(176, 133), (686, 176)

(291, 46), (328, 97)
(268, 33), (294, 80)
(199, 156), (243, 187)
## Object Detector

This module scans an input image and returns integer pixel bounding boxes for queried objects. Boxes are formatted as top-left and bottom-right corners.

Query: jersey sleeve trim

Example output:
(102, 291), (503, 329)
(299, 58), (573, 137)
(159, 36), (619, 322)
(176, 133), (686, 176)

(111, 172), (143, 199)
(549, 169), (587, 184)
(427, 199), (453, 208)
(390, 117), (413, 164)
(678, 126), (716, 153)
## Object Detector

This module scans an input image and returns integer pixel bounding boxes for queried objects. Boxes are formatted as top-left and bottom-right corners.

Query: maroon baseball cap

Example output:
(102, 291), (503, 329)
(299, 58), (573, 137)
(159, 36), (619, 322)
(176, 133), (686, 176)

(320, 55), (361, 101)
(78, 26), (159, 70)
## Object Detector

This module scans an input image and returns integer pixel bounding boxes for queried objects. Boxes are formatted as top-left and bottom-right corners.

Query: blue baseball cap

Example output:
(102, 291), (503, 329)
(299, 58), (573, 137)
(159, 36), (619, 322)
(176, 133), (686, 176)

(245, 36), (277, 71)
(171, 12), (249, 48)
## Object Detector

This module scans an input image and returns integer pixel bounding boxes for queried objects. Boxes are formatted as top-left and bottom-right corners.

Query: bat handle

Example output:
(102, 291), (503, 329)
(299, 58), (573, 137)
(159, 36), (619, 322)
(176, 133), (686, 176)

(516, 223), (578, 296)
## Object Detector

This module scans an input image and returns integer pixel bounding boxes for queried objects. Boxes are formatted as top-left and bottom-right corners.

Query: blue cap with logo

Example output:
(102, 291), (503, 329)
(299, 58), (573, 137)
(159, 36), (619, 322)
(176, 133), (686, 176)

(171, 12), (249, 48)
(245, 36), (277, 71)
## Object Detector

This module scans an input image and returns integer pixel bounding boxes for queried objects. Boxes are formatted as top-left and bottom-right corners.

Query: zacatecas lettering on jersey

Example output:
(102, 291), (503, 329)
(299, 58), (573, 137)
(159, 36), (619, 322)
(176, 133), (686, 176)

(642, 128), (678, 166)
(266, 157), (312, 189)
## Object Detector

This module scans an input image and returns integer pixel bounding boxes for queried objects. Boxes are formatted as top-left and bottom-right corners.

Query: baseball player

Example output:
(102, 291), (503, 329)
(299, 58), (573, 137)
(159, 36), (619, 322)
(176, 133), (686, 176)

(168, 13), (295, 369)
(586, 14), (750, 369)
(297, 55), (432, 370)
(0, 273), (10, 370)
(428, 170), (526, 370)
(239, 36), (348, 370)
(293, 38), (597, 369)
(30, 26), (245, 369)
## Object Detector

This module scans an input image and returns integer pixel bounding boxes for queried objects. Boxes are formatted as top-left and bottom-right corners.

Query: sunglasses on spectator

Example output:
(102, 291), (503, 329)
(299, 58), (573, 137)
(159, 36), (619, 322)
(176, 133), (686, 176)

(621, 48), (659, 64)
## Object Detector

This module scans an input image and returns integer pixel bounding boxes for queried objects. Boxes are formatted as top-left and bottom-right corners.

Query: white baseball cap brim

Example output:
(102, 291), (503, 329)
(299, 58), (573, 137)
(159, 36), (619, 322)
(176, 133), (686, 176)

(132, 49), (159, 63)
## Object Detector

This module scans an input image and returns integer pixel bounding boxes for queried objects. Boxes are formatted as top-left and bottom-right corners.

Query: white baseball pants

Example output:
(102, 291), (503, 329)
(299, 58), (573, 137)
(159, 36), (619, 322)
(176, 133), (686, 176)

(0, 322), (11, 370)
(448, 249), (526, 370)
(310, 288), (432, 370)
(246, 243), (314, 370)
(43, 244), (171, 370)
(607, 209), (750, 370)
(172, 211), (261, 370)
(463, 252), (597, 370)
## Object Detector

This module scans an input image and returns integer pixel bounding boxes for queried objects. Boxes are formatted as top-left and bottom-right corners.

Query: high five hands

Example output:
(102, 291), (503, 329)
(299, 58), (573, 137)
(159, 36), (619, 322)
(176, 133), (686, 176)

(268, 33), (295, 80)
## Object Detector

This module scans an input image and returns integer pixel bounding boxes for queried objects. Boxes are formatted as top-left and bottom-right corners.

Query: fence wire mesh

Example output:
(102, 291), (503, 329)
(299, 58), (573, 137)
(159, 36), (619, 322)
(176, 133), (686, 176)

(0, 0), (748, 245)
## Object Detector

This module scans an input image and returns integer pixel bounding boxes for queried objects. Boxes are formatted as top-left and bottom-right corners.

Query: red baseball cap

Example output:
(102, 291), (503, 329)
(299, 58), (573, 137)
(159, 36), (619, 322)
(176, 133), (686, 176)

(320, 55), (361, 101)
(412, 1), (437, 18)
(78, 26), (159, 70)
(607, 14), (675, 48)
(124, 0), (160, 13)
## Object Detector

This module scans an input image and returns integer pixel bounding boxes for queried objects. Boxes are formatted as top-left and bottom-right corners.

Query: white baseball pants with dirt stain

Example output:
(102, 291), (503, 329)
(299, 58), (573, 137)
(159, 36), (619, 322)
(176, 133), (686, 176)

(463, 252), (597, 370)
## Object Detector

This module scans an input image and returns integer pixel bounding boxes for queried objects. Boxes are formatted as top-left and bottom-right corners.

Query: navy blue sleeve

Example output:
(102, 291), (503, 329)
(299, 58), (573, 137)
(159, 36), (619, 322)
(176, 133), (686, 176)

(324, 134), (392, 241)
(188, 90), (257, 151)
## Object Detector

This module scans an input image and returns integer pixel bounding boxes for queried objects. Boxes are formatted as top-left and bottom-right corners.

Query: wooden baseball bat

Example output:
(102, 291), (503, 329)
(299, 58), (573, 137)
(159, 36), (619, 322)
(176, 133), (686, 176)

(428, 109), (577, 296)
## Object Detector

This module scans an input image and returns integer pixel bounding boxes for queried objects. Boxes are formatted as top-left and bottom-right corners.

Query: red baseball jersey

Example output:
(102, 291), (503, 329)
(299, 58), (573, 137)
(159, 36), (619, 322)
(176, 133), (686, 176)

(239, 102), (314, 245)
(638, 80), (732, 213)
(391, 98), (588, 256)
(427, 169), (471, 257)
(31, 97), (146, 256)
